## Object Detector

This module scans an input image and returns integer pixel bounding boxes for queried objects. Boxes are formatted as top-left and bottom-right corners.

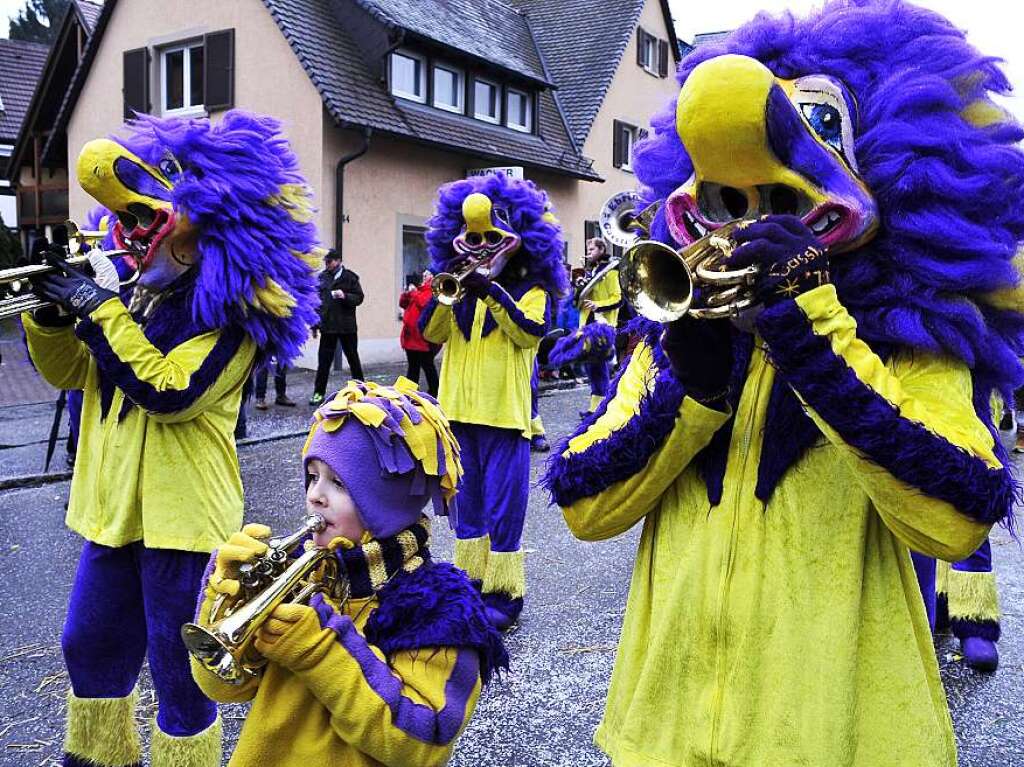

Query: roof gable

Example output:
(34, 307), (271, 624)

(0, 39), (50, 143)
(355, 0), (551, 86)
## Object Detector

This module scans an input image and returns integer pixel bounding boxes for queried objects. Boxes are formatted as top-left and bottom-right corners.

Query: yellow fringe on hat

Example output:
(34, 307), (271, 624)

(484, 549), (526, 599)
(454, 535), (490, 581)
(251, 277), (297, 317)
(65, 687), (141, 766)
(268, 183), (316, 223)
(150, 715), (222, 767)
(936, 558), (949, 598)
(946, 568), (1001, 623)
(304, 377), (464, 510)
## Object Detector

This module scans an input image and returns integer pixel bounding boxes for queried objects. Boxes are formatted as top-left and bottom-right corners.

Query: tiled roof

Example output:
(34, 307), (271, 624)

(74, 0), (104, 32)
(519, 0), (680, 148)
(262, 0), (599, 180)
(355, 0), (550, 86)
(0, 39), (50, 143)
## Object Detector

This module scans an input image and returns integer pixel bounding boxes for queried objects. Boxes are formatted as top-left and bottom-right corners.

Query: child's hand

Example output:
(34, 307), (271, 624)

(254, 602), (318, 666)
(210, 524), (272, 597)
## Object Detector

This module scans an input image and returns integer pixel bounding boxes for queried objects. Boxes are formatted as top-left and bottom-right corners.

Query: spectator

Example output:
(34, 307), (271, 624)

(399, 270), (440, 396)
(310, 249), (364, 405)
(254, 358), (295, 409)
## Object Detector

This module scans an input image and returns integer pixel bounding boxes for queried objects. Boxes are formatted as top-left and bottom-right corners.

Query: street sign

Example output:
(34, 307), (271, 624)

(466, 166), (524, 180)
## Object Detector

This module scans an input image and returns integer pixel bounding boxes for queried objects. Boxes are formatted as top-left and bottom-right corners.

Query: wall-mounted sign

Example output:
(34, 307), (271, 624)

(466, 166), (524, 180)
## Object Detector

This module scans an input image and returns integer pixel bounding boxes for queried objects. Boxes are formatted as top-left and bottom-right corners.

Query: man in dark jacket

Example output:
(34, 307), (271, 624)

(310, 249), (365, 405)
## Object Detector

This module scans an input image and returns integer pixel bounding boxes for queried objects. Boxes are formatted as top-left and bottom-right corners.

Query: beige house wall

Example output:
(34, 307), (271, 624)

(66, 0), (325, 223)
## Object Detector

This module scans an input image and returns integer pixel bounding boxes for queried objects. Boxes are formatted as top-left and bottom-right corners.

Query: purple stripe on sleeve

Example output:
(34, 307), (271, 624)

(75, 320), (247, 415)
(485, 283), (546, 337)
(756, 299), (1016, 526)
(312, 596), (479, 745)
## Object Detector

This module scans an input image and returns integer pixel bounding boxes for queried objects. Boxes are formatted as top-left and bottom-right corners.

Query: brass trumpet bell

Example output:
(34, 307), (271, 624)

(620, 220), (759, 322)
(432, 256), (487, 306)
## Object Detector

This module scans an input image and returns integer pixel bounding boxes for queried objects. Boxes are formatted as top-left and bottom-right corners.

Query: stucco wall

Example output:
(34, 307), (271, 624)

(65, 0), (325, 223)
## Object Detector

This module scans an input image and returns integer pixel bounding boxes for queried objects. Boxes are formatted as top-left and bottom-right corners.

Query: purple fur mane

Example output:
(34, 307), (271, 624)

(425, 173), (569, 303)
(111, 111), (320, 364)
(633, 0), (1024, 403)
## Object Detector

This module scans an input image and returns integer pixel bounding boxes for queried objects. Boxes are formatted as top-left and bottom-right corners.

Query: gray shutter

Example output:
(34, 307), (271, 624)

(612, 120), (623, 168)
(123, 47), (150, 120)
(636, 28), (646, 66)
(658, 39), (669, 77)
(203, 29), (235, 112)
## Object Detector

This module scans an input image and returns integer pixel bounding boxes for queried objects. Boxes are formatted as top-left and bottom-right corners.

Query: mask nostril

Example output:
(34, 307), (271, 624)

(466, 232), (483, 246)
(484, 230), (503, 245)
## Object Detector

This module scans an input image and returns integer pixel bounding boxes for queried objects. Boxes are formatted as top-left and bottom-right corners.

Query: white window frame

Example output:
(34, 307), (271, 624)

(390, 49), (428, 104)
(161, 41), (206, 117)
(431, 62), (465, 114)
(473, 77), (501, 124)
(620, 124), (639, 172)
(506, 87), (533, 133)
(641, 34), (660, 76)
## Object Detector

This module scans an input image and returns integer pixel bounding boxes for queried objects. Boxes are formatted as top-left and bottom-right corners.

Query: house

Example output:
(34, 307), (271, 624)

(51, 0), (680, 362)
(0, 37), (50, 231)
(5, 0), (102, 249)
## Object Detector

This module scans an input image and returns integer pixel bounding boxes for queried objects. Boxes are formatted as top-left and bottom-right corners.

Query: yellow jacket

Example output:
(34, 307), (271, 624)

(548, 285), (1000, 766)
(579, 267), (621, 328)
(423, 283), (548, 436)
(193, 588), (481, 766)
(22, 297), (255, 552)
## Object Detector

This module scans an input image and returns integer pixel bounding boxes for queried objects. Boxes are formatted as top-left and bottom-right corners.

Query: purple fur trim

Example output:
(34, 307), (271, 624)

(542, 323), (689, 507)
(365, 561), (509, 685)
(757, 299), (1016, 526)
(950, 618), (1001, 642)
(112, 111), (320, 364)
(755, 374), (823, 500)
(426, 173), (568, 302)
(311, 595), (482, 744)
(75, 319), (247, 416)
(549, 322), (616, 366)
(632, 0), (1024, 397)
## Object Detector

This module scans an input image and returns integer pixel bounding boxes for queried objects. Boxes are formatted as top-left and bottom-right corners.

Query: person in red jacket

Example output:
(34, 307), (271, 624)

(399, 270), (439, 396)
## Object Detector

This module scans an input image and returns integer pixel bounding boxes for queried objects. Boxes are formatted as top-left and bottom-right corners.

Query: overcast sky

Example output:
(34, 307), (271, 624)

(668, 0), (1024, 118)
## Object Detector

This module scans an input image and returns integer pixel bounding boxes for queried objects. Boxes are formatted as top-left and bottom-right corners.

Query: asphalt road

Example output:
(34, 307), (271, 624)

(0, 383), (1021, 766)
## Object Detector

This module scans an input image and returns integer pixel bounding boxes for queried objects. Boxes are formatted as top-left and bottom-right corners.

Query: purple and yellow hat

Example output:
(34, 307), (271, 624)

(302, 378), (462, 539)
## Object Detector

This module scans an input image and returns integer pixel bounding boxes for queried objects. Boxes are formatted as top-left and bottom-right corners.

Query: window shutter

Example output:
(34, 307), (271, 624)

(122, 47), (150, 120)
(584, 220), (600, 249)
(612, 120), (623, 168)
(658, 39), (669, 77)
(203, 28), (235, 111)
(636, 28), (646, 66)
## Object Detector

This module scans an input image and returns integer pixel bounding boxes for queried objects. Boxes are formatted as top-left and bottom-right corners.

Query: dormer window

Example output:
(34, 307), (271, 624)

(390, 49), (427, 103)
(506, 88), (533, 133)
(473, 77), (500, 124)
(432, 63), (464, 114)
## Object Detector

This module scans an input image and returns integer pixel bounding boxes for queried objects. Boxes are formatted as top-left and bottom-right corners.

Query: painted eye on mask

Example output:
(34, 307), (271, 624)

(801, 103), (843, 153)
(158, 152), (183, 182)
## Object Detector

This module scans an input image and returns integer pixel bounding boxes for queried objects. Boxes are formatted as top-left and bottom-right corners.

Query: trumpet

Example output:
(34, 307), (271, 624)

(0, 220), (135, 320)
(181, 514), (349, 684)
(620, 220), (759, 322)
(431, 256), (488, 306)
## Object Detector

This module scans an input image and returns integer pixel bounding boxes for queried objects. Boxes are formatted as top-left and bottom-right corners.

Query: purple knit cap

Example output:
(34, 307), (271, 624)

(304, 418), (437, 539)
(301, 379), (462, 539)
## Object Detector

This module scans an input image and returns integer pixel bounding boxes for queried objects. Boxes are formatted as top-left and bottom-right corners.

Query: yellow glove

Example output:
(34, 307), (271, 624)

(210, 523), (272, 598)
(253, 602), (320, 668)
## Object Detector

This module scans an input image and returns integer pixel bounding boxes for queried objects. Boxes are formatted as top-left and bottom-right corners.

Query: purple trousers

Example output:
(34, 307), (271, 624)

(62, 541), (216, 737)
(450, 422), (530, 552)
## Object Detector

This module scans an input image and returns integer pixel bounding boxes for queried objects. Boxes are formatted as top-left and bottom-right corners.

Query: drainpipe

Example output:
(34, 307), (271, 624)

(334, 127), (372, 251)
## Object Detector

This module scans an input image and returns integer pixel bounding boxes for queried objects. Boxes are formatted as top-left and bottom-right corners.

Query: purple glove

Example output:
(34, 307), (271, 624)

(660, 316), (733, 407)
(726, 215), (829, 307)
(460, 268), (491, 300)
